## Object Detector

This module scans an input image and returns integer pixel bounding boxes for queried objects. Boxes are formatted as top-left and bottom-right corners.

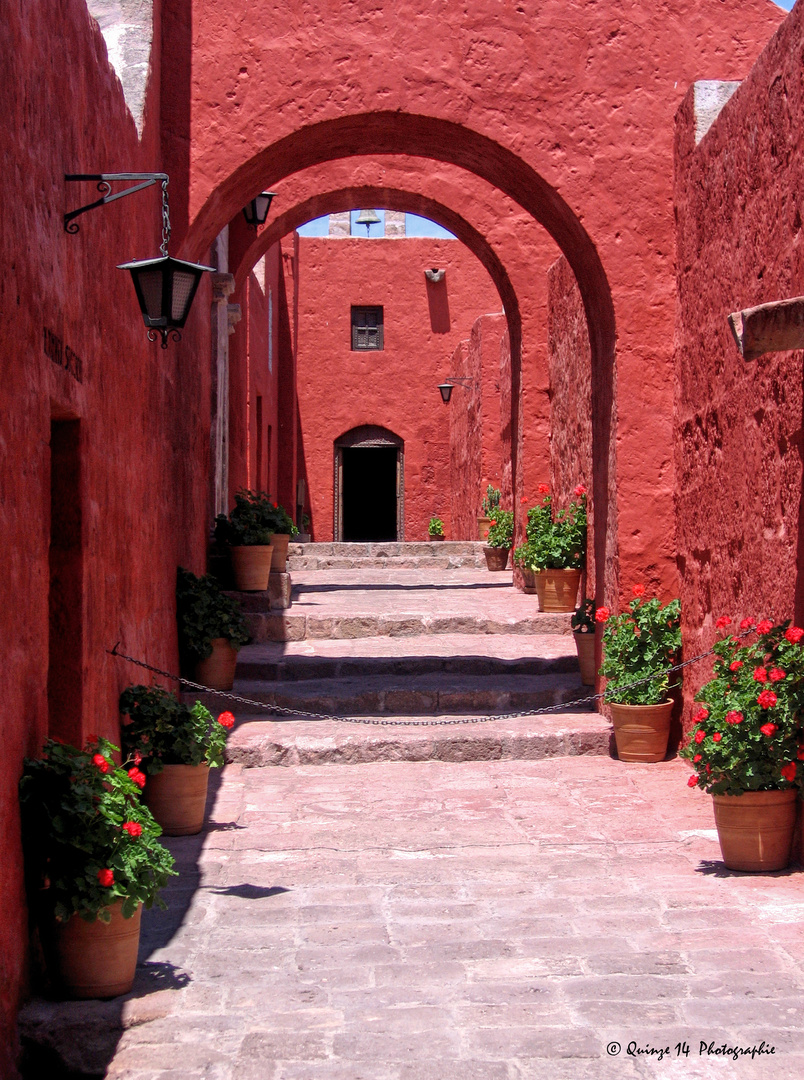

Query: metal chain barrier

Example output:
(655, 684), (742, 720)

(107, 632), (750, 728)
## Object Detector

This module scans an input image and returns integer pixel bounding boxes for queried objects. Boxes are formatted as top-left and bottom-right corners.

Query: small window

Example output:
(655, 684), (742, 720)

(352, 306), (384, 350)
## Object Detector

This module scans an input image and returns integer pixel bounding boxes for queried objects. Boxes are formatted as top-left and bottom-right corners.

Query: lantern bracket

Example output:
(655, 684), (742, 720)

(64, 173), (169, 234)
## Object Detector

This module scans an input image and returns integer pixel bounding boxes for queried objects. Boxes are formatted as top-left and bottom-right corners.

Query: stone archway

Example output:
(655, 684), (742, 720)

(334, 425), (405, 542)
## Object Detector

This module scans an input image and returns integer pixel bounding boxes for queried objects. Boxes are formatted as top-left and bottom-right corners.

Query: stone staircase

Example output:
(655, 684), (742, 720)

(187, 563), (612, 766)
(286, 540), (487, 570)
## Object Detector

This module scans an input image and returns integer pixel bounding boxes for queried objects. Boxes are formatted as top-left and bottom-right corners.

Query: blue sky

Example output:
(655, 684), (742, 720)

(774, 0), (794, 8)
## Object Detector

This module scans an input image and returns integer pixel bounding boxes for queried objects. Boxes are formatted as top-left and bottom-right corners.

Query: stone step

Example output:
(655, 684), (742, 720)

(244, 609), (573, 641)
(287, 541), (488, 570)
(189, 671), (591, 717)
(235, 633), (579, 681)
(224, 710), (612, 767)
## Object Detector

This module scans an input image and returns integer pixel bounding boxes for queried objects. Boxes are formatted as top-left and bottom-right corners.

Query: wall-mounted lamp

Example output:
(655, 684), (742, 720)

(64, 173), (213, 348)
(355, 208), (382, 236)
(425, 268), (445, 283)
(437, 377), (475, 403)
(242, 192), (277, 231)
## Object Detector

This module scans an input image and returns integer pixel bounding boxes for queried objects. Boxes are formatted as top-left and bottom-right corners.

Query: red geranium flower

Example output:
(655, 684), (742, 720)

(128, 768), (146, 788)
(785, 626), (804, 644)
(97, 868), (114, 887)
(760, 721), (778, 736)
(753, 667), (768, 683)
(133, 750), (143, 765)
(715, 616), (731, 629)
(693, 753), (702, 763)
(797, 745), (804, 761)
(574, 484), (586, 497)
(739, 618), (754, 631)
(694, 730), (706, 744)
(693, 707), (709, 722)
(218, 711), (236, 729)
(712, 732), (722, 742)
(521, 496), (528, 504)
(781, 762), (797, 783)
(595, 606), (610, 623)
(687, 774), (699, 788)
(92, 753), (110, 774)
(757, 691), (777, 709)
(538, 483), (550, 495)
(122, 821), (143, 837)
(724, 711), (743, 725)
(632, 584), (646, 597)
(756, 619), (773, 634)
(729, 660), (743, 671)
(769, 668), (786, 682)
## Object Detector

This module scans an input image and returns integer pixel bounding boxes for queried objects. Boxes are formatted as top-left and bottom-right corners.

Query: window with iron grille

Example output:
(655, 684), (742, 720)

(351, 306), (384, 350)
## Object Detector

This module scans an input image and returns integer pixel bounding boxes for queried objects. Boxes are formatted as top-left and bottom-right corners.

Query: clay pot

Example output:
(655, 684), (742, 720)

(194, 637), (237, 691)
(477, 516), (492, 541)
(230, 544), (273, 590)
(610, 700), (673, 763)
(428, 533), (445, 541)
(268, 532), (290, 572)
(574, 630), (596, 685)
(144, 763), (210, 836)
(534, 568), (581, 612)
(520, 567), (538, 594)
(53, 901), (141, 999)
(483, 545), (510, 571)
(712, 789), (797, 872)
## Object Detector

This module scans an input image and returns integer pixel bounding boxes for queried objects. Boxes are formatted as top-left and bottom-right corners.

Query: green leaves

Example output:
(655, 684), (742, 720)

(513, 493), (587, 571)
(177, 567), (250, 660)
(119, 686), (228, 772)
(599, 596), (682, 706)
(485, 510), (514, 548)
(480, 485), (501, 517)
(214, 489), (296, 545)
(428, 516), (445, 536)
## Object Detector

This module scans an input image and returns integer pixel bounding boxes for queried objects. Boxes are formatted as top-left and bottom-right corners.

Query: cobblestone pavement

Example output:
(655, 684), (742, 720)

(27, 755), (802, 1080)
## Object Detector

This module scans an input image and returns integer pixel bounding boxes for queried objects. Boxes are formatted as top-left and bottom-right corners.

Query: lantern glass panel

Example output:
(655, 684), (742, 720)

(171, 270), (197, 322)
(139, 270), (165, 320)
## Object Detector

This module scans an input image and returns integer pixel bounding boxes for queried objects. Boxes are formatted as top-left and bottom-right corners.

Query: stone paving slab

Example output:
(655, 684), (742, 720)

(20, 757), (804, 1079)
(287, 542), (488, 571)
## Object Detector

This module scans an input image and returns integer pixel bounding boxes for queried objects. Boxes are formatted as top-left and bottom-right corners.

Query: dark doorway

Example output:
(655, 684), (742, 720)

(342, 446), (398, 541)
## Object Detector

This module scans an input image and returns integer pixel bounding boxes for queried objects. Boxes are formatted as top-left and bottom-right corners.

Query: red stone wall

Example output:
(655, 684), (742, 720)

(1, 4), (212, 1071)
(674, 4), (804, 718)
(293, 237), (500, 541)
(547, 256), (595, 597)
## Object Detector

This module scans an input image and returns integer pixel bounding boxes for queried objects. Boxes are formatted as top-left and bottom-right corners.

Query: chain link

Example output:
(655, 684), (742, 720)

(107, 632), (746, 728)
(160, 179), (171, 257)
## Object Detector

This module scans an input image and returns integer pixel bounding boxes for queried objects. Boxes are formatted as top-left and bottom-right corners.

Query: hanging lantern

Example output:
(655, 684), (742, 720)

(242, 192), (276, 230)
(117, 255), (214, 348)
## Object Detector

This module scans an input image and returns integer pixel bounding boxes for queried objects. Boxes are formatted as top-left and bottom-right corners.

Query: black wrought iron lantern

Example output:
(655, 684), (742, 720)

(117, 254), (213, 348)
(437, 377), (474, 403)
(438, 382), (455, 403)
(242, 192), (276, 230)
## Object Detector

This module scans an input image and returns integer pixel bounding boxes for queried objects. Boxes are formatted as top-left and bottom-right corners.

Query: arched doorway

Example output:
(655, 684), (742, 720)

(335, 426), (404, 542)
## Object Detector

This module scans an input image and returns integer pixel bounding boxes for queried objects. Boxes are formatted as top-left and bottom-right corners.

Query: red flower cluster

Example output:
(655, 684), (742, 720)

(122, 821), (143, 837)
(797, 746), (804, 761)
(574, 484), (586, 497)
(757, 619), (773, 634)
(694, 730), (705, 744)
(632, 584), (646, 597)
(760, 722), (778, 737)
(757, 690), (777, 709)
(693, 753), (702, 763)
(739, 618), (754, 631)
(781, 762), (797, 783)
(712, 732), (722, 742)
(715, 615), (731, 629)
(753, 667), (768, 683)
(692, 707), (709, 723)
(538, 483), (550, 494)
(97, 868), (114, 887)
(729, 660), (743, 671)
(92, 753), (110, 774)
(595, 606), (610, 623)
(687, 774), (699, 788)
(128, 767), (146, 788)
(132, 750), (143, 765)
(785, 626), (804, 644)
(218, 711), (236, 729)
(769, 668), (786, 682)
(724, 710), (743, 725)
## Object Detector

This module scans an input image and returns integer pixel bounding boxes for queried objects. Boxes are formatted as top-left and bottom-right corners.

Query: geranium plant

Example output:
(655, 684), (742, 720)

(485, 510), (514, 549)
(119, 685), (236, 774)
(428, 515), (445, 537)
(214, 489), (297, 545)
(681, 619), (804, 796)
(19, 738), (176, 922)
(571, 598), (596, 634)
(513, 485), (587, 571)
(598, 587), (681, 705)
(176, 567), (250, 663)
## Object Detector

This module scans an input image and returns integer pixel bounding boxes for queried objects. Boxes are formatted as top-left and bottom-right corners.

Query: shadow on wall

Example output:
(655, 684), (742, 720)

(426, 275), (450, 333)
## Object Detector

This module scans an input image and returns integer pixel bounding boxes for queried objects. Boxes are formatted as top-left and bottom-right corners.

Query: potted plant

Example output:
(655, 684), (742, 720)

(681, 617), (804, 871)
(478, 483), (501, 541)
(214, 489), (276, 590)
(513, 485), (587, 611)
(571, 598), (597, 685)
(598, 586), (682, 762)
(177, 567), (250, 690)
(265, 499), (299, 572)
(483, 510), (514, 570)
(428, 515), (445, 541)
(19, 737), (176, 999)
(119, 685), (236, 835)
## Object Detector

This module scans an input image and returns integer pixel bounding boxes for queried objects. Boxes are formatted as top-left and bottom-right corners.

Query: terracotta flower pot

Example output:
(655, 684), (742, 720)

(520, 567), (538, 594)
(230, 544), (274, 590)
(609, 700), (673, 762)
(194, 637), (237, 691)
(483, 545), (510, 571)
(144, 763), (210, 836)
(477, 515), (492, 541)
(574, 630), (596, 685)
(268, 532), (290, 572)
(53, 900), (142, 999)
(428, 533), (445, 541)
(534, 568), (581, 612)
(712, 789), (797, 872)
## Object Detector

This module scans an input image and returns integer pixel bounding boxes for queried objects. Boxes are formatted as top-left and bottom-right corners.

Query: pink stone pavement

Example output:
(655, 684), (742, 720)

(22, 756), (804, 1079)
